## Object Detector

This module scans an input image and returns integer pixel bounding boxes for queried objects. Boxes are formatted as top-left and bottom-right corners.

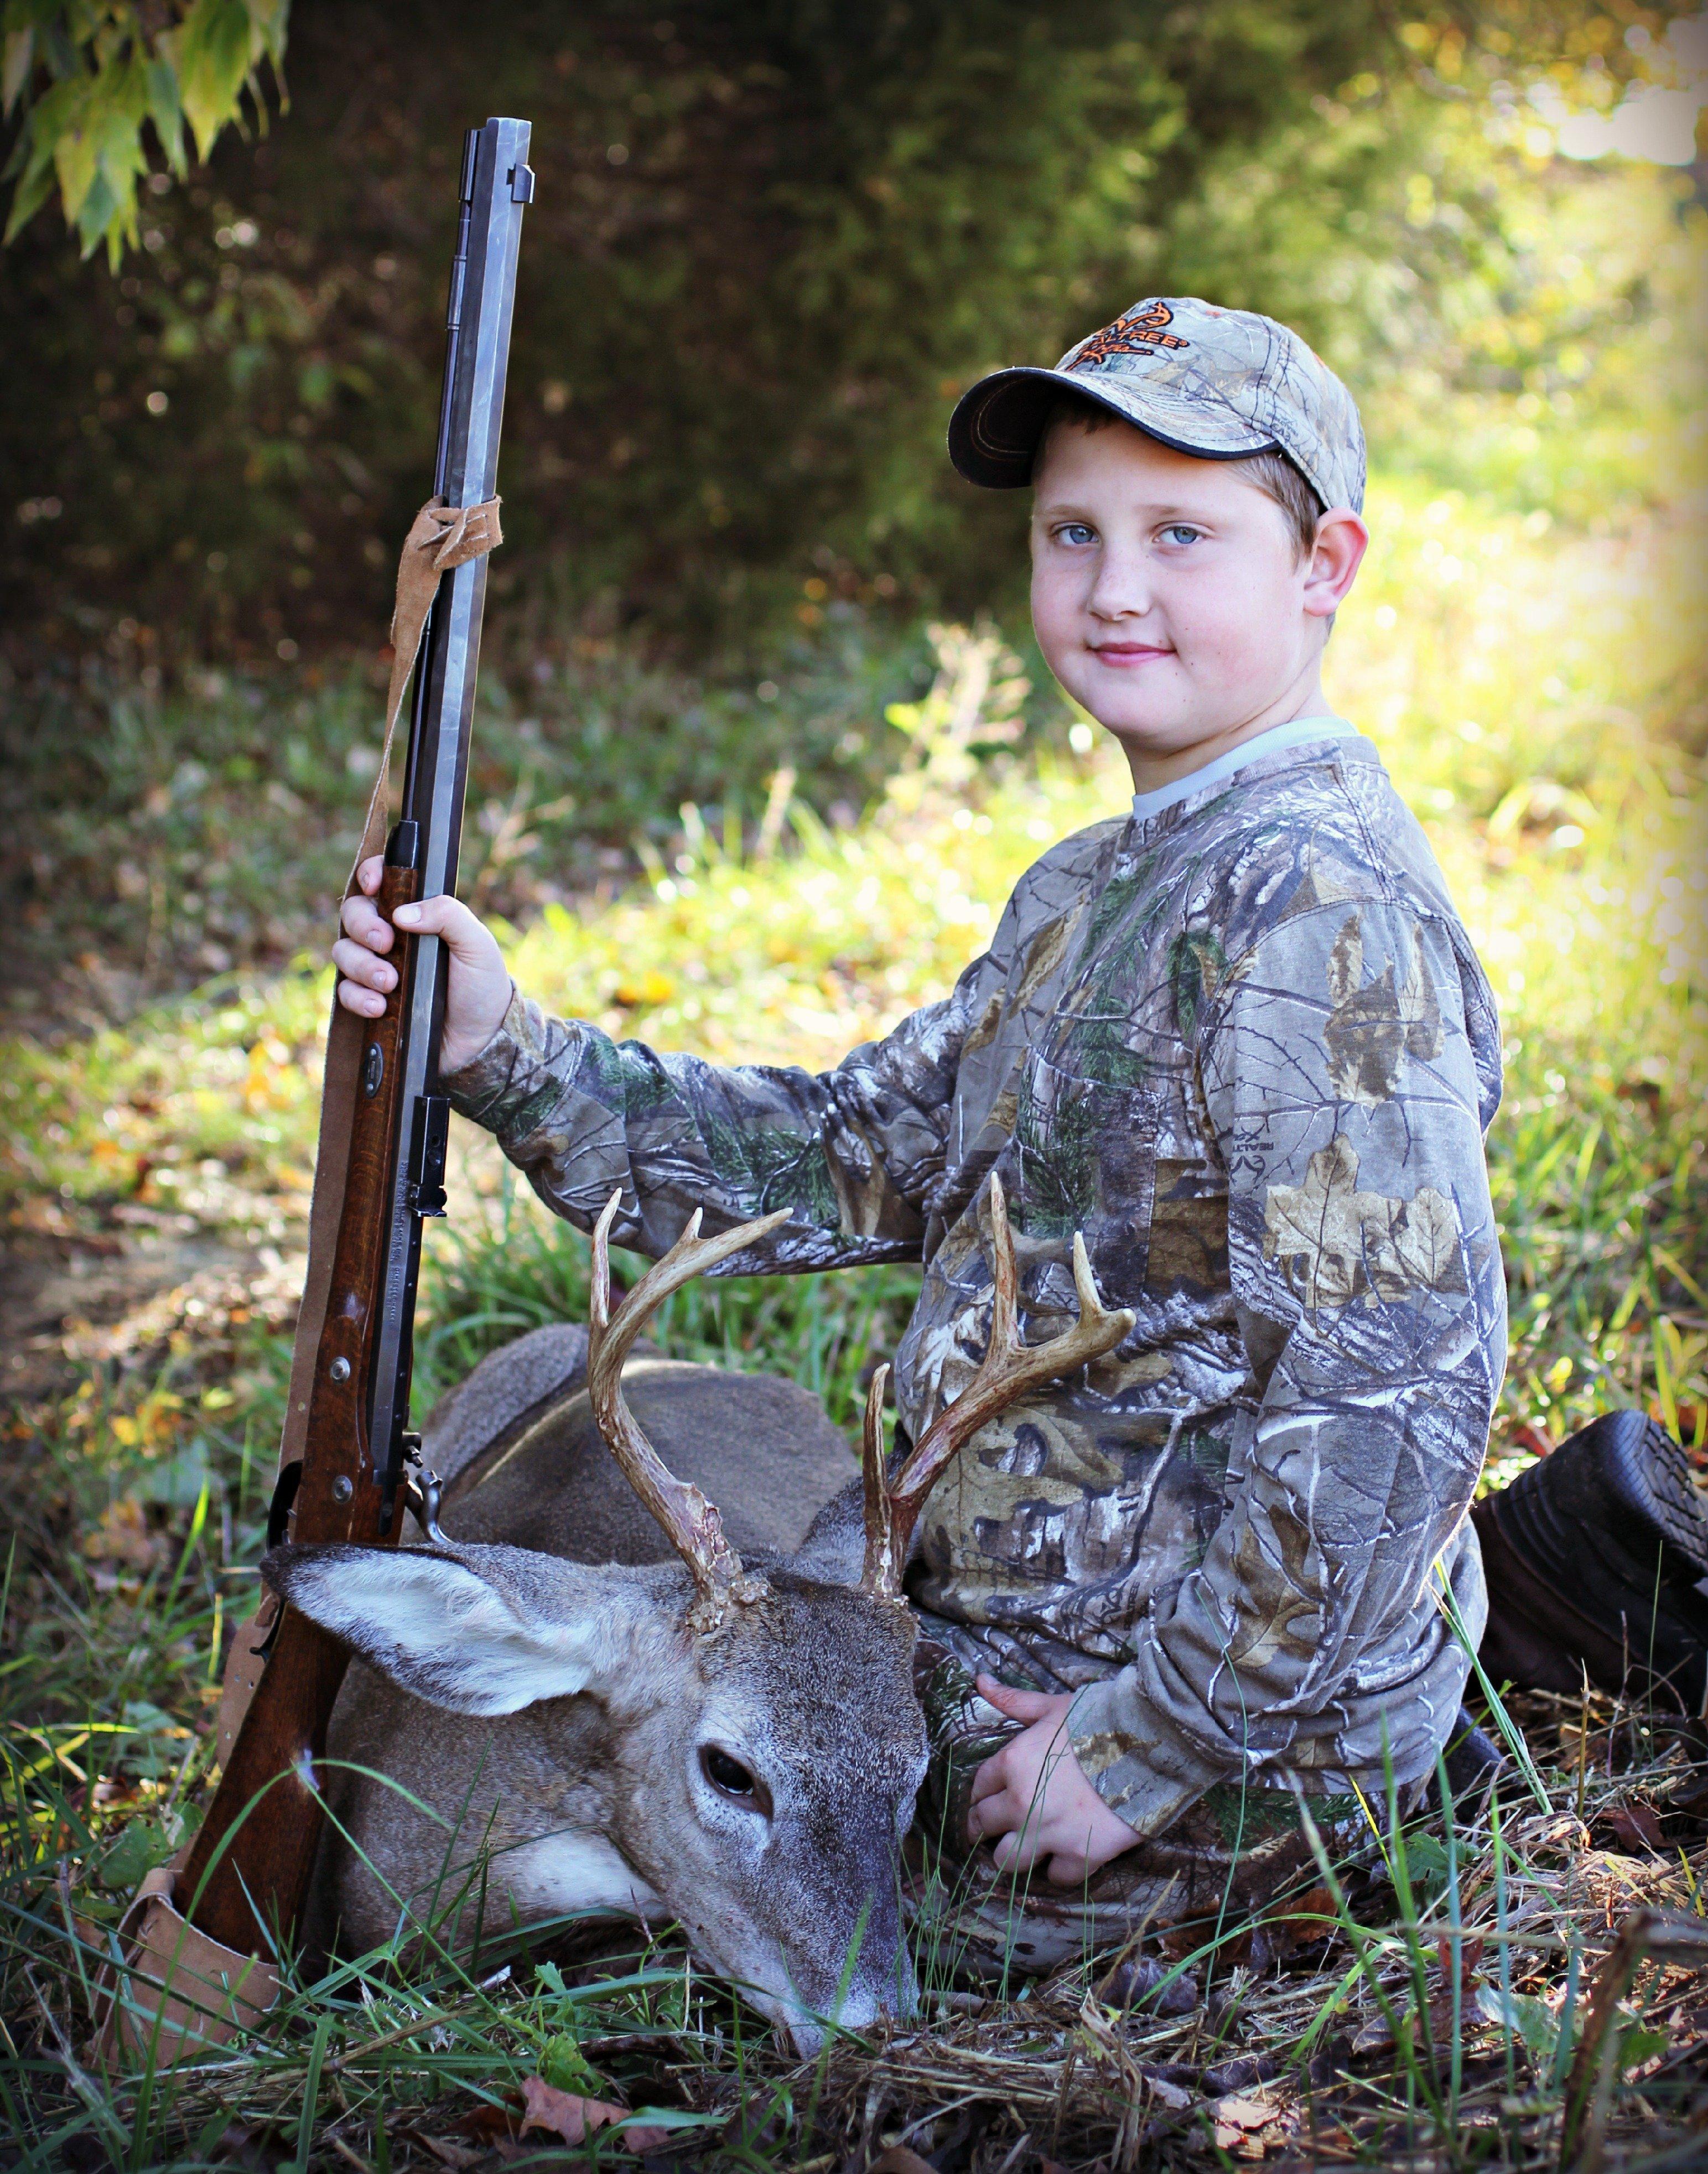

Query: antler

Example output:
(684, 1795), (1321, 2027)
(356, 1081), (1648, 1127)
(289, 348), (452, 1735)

(589, 1190), (791, 1630)
(860, 1172), (1135, 1602)
(860, 1362), (896, 1598)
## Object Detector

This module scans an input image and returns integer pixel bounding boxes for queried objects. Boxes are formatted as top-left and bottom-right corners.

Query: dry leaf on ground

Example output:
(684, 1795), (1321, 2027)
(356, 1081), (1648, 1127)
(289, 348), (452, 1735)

(518, 2074), (670, 2155)
(1602, 1799), (1666, 1854)
(1213, 2089), (1293, 2157)
(82, 1496), (165, 1571)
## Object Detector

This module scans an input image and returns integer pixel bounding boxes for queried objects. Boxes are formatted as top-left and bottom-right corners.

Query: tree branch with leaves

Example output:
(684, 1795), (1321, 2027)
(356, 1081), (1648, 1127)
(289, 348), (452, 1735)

(2, 0), (287, 267)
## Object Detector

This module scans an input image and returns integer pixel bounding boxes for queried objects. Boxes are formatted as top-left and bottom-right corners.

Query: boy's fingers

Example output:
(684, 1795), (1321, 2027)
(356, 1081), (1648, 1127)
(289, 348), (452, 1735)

(969, 1743), (1034, 1810)
(967, 1756), (1009, 1808)
(336, 977), (387, 1019)
(967, 1771), (1024, 1841)
(975, 1674), (1058, 1725)
(965, 1780), (999, 1835)
(356, 854), (386, 896)
(990, 1825), (1047, 1876)
(340, 891), (393, 952)
(332, 938), (397, 992)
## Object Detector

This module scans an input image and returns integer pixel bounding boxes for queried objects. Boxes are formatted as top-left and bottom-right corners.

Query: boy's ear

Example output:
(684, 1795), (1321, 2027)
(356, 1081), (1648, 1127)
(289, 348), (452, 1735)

(261, 1541), (645, 1716)
(1304, 508), (1368, 621)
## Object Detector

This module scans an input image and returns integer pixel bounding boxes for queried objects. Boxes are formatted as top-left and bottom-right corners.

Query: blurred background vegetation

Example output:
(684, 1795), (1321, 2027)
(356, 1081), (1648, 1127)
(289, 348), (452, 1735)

(2, 0), (1704, 1022)
(1, 0), (1697, 654)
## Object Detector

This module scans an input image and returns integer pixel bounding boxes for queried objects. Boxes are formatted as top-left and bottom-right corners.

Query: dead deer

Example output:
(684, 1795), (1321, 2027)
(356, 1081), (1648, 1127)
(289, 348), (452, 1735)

(264, 1175), (1132, 2051)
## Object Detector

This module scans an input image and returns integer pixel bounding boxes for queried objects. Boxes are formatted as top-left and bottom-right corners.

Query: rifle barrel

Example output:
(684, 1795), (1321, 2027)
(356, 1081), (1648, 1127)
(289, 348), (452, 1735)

(370, 114), (533, 1520)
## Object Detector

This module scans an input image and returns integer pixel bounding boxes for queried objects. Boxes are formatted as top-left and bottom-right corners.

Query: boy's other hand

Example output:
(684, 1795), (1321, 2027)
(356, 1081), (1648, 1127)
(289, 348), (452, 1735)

(334, 855), (513, 1076)
(965, 1674), (1141, 1885)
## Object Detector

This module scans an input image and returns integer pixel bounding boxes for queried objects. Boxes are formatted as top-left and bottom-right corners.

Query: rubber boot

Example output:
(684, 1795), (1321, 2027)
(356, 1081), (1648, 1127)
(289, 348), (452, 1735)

(1472, 1410), (1708, 1714)
(1430, 1707), (1505, 1826)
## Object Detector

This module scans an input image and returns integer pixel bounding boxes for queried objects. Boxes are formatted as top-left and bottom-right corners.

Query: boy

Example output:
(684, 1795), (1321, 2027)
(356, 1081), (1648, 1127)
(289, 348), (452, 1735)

(333, 298), (1706, 1956)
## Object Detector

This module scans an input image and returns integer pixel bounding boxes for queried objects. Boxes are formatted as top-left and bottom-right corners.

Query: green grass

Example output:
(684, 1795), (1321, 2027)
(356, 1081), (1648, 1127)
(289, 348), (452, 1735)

(2, 471), (1705, 2164)
(418, 1177), (921, 1438)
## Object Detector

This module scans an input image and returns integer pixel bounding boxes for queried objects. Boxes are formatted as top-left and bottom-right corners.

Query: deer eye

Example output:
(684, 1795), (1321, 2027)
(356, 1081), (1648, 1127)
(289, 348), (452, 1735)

(700, 1746), (758, 1800)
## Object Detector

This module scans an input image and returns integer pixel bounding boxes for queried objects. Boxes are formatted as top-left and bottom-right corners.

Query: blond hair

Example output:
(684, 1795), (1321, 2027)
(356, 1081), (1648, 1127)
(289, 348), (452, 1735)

(1039, 395), (1325, 560)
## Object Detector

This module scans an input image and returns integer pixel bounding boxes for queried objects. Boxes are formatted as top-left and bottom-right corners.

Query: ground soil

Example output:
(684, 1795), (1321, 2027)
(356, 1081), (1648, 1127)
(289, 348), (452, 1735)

(0, 1218), (264, 1402)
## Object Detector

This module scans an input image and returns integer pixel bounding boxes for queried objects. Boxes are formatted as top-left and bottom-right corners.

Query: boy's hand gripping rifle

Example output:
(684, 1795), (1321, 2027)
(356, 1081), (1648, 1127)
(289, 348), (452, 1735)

(103, 117), (534, 2059)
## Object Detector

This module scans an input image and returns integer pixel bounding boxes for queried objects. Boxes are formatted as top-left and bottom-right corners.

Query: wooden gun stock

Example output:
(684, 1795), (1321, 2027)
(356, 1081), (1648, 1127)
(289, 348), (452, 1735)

(175, 858), (422, 1951)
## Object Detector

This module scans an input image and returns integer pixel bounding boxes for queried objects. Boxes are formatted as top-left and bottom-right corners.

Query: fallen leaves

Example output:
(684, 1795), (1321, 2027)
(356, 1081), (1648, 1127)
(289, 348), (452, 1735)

(1600, 1798), (1667, 1856)
(82, 1495), (168, 1574)
(1575, 1848), (1697, 1916)
(1212, 2089), (1295, 2157)
(1101, 1951), (1200, 2015)
(518, 2074), (671, 2155)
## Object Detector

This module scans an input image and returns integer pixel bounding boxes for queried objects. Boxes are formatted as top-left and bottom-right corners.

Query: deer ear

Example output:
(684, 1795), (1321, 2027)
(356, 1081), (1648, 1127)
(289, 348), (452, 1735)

(262, 1542), (626, 1716)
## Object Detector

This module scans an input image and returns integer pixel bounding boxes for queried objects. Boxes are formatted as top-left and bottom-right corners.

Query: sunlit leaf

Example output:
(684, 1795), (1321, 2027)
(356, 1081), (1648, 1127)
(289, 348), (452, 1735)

(176, 0), (255, 163)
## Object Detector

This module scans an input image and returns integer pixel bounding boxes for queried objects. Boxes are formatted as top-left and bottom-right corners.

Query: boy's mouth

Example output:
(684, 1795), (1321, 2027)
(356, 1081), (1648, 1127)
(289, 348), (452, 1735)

(1087, 641), (1174, 666)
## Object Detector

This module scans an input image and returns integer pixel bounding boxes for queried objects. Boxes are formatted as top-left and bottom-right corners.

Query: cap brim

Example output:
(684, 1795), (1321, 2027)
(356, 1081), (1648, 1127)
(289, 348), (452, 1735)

(947, 365), (1277, 489)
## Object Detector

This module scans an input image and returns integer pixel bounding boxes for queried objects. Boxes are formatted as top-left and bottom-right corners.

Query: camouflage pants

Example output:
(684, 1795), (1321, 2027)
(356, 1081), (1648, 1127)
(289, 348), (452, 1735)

(905, 1643), (1374, 1985)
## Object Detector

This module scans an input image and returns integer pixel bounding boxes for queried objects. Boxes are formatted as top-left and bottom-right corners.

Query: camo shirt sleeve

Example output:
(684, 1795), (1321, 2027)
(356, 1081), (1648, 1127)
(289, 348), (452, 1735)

(439, 961), (991, 1273)
(1065, 899), (1505, 1834)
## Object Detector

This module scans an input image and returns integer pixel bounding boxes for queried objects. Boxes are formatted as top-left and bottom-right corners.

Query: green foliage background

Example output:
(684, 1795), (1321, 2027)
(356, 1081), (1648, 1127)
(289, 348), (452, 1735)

(2, 0), (287, 263)
(0, 0), (1692, 665)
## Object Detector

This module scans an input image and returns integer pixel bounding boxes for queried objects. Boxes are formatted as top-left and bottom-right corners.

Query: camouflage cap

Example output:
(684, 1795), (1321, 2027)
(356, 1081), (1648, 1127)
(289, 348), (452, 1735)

(947, 297), (1366, 513)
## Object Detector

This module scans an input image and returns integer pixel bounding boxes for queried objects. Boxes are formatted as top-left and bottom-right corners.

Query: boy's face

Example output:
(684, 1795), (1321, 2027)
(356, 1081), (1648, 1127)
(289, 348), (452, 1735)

(1029, 418), (1366, 786)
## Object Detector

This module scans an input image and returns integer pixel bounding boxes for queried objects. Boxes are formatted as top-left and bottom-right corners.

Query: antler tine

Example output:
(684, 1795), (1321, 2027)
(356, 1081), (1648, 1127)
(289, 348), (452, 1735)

(870, 1174), (1135, 1596)
(588, 1190), (791, 1621)
(860, 1362), (895, 1598)
(589, 1192), (792, 1373)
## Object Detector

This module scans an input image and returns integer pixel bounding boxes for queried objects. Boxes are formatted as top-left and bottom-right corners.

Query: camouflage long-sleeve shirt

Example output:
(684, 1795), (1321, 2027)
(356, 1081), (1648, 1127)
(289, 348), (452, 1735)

(444, 729), (1505, 1834)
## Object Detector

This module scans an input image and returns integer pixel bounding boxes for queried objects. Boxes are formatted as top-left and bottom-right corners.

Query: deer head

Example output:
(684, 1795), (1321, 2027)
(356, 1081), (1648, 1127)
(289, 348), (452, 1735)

(264, 1177), (1132, 2052)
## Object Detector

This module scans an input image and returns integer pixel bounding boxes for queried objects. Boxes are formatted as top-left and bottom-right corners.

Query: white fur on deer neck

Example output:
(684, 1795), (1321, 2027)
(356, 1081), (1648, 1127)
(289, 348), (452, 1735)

(505, 1829), (661, 1921)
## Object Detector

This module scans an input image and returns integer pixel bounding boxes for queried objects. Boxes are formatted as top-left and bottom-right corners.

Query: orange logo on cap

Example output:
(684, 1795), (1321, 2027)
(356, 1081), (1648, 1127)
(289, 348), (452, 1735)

(1070, 300), (1190, 367)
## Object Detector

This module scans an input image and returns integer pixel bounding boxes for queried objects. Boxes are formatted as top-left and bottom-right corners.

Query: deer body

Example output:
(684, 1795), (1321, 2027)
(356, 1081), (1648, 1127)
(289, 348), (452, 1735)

(268, 1187), (1130, 2051)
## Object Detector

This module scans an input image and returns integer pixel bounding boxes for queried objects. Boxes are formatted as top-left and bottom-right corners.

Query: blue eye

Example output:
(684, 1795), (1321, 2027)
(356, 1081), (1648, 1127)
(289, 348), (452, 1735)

(1163, 525), (1201, 546)
(1055, 522), (1096, 547)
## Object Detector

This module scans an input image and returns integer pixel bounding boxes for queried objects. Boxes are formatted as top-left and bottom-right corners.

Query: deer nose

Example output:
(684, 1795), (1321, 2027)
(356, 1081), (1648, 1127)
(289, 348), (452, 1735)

(785, 2013), (825, 2058)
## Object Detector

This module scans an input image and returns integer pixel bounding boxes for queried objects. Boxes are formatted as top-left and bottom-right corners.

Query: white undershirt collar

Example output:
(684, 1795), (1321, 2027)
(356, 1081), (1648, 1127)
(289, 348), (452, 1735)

(1129, 714), (1357, 822)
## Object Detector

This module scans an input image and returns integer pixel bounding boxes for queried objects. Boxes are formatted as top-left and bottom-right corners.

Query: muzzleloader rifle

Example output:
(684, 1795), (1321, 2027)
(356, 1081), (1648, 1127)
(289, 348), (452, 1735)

(103, 116), (534, 2060)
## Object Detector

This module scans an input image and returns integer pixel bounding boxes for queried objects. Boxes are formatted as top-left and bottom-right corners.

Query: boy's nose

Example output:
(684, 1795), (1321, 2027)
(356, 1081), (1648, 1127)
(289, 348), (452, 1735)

(1085, 544), (1154, 620)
